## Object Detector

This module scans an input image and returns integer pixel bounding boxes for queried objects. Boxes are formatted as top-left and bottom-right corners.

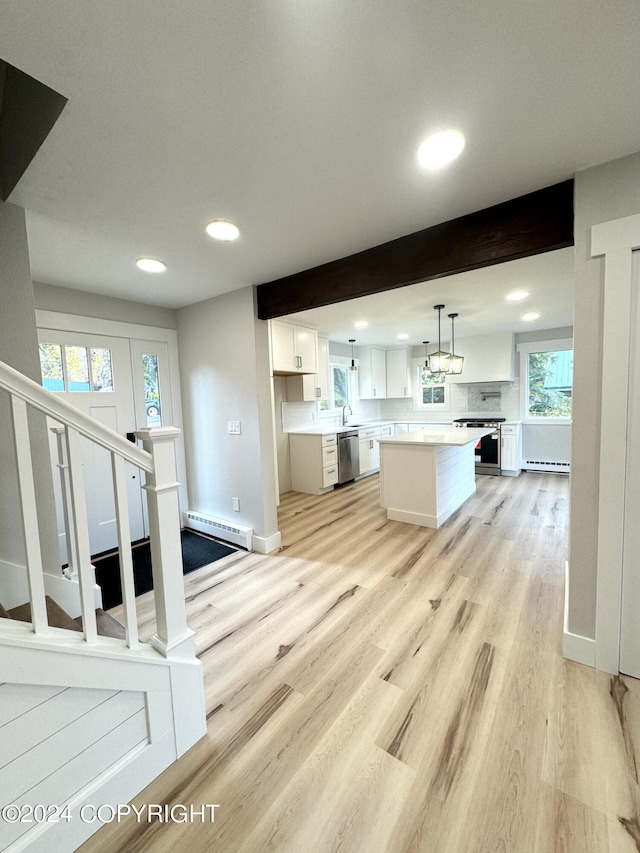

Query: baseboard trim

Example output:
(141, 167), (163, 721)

(252, 531), (282, 554)
(563, 630), (596, 667)
(563, 558), (596, 668)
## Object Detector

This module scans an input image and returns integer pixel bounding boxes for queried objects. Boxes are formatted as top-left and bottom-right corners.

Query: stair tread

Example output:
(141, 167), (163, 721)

(75, 608), (126, 640)
(8, 596), (82, 632)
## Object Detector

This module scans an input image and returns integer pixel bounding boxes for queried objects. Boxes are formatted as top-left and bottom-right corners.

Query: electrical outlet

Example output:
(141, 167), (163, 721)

(228, 421), (241, 435)
(232, 497), (240, 511)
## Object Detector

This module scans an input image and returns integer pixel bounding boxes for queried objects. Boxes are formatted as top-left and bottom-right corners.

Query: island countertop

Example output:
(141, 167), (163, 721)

(378, 427), (495, 447)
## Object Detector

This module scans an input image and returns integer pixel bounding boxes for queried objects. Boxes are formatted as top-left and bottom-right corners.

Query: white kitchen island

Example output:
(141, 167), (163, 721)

(379, 427), (494, 528)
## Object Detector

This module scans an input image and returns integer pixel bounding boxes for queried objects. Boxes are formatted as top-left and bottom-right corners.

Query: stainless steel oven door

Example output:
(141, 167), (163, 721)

(474, 429), (501, 475)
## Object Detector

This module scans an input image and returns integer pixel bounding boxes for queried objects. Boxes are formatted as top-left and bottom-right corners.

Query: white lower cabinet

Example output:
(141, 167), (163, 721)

(501, 423), (521, 476)
(358, 426), (384, 476)
(290, 433), (338, 494)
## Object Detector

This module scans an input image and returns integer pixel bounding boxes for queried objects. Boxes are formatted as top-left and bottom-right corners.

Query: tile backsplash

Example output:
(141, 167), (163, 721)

(281, 381), (521, 432)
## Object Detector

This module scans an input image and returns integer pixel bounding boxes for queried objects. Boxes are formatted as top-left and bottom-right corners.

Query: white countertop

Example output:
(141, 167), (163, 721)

(287, 421), (395, 436)
(378, 427), (495, 447)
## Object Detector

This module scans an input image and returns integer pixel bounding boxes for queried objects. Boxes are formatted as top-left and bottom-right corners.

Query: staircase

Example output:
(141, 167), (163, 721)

(0, 360), (206, 853)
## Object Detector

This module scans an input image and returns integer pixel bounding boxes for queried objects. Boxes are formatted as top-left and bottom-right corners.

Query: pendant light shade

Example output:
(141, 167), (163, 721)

(428, 305), (451, 374)
(349, 339), (358, 372)
(447, 313), (464, 375)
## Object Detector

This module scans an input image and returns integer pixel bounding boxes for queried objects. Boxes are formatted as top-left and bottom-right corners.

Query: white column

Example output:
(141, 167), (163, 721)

(135, 427), (195, 660)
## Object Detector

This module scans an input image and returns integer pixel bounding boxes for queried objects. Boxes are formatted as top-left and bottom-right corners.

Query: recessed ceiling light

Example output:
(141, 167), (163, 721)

(136, 257), (166, 273)
(521, 312), (540, 322)
(417, 129), (465, 171)
(506, 291), (529, 302)
(206, 220), (240, 241)
(354, 320), (369, 329)
(396, 333), (409, 340)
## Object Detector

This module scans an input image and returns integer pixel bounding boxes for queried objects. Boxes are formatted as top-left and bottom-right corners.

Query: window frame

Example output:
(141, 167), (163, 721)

(318, 357), (356, 418)
(517, 337), (573, 424)
(414, 360), (450, 411)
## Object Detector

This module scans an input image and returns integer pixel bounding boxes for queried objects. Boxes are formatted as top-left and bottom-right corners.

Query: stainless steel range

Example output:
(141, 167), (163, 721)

(453, 418), (505, 475)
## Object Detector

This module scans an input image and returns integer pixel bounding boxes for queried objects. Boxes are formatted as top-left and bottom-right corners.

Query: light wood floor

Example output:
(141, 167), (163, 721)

(79, 472), (640, 853)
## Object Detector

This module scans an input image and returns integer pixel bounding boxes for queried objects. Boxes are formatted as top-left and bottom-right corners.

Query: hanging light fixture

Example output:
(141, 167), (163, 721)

(447, 313), (464, 375)
(422, 341), (430, 370)
(349, 339), (358, 372)
(428, 305), (451, 373)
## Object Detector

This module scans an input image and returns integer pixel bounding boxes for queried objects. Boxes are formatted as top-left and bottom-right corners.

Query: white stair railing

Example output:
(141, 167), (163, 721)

(0, 359), (193, 660)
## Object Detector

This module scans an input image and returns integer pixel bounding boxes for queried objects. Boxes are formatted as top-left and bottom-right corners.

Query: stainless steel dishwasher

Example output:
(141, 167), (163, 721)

(337, 430), (360, 485)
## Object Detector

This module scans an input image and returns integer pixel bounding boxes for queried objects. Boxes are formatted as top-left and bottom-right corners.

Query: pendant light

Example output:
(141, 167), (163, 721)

(428, 305), (451, 373)
(422, 341), (430, 370)
(447, 313), (464, 375)
(349, 339), (358, 372)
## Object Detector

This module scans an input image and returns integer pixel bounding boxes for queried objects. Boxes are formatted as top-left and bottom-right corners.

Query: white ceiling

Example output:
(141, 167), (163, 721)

(0, 1), (638, 316)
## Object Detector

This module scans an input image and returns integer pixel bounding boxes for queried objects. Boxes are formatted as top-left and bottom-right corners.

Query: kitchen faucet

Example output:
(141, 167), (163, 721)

(342, 404), (352, 426)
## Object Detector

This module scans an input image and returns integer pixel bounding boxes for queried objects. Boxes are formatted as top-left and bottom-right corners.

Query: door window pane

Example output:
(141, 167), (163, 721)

(39, 343), (65, 391)
(65, 346), (90, 391)
(142, 353), (162, 425)
(90, 347), (114, 392)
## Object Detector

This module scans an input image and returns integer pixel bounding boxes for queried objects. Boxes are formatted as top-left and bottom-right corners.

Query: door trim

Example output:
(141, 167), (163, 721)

(590, 214), (640, 673)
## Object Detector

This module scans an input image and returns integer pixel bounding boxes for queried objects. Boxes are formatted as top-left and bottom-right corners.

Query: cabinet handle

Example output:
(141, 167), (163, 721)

(316, 387), (321, 397)
(296, 355), (302, 368)
(327, 468), (336, 474)
(373, 388), (376, 397)
(370, 440), (373, 449)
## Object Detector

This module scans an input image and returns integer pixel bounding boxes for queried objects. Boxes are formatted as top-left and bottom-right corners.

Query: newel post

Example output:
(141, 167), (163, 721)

(135, 427), (195, 660)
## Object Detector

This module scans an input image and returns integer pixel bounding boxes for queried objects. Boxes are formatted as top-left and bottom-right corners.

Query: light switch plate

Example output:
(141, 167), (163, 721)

(228, 421), (241, 435)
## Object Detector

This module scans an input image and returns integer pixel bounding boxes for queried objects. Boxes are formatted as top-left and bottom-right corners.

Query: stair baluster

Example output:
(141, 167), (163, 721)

(65, 425), (98, 643)
(52, 425), (79, 578)
(111, 452), (139, 649)
(10, 395), (49, 635)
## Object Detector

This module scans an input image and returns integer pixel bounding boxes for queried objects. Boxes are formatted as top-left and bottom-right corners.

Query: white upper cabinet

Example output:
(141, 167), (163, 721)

(315, 335), (330, 401)
(447, 332), (515, 384)
(270, 320), (318, 374)
(385, 347), (412, 398)
(285, 335), (329, 402)
(358, 346), (387, 398)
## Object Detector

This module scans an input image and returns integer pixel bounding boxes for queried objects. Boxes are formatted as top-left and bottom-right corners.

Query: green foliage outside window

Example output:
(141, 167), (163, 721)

(527, 350), (572, 418)
(420, 368), (446, 406)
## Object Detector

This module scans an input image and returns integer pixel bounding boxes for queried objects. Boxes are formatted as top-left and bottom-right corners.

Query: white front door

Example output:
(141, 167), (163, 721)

(38, 330), (145, 559)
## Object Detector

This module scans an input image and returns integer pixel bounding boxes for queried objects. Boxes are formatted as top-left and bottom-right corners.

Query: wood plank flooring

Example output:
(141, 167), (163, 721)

(78, 472), (640, 853)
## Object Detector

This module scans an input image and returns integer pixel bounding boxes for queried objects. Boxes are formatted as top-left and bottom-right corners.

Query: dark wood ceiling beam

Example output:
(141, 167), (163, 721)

(256, 179), (574, 320)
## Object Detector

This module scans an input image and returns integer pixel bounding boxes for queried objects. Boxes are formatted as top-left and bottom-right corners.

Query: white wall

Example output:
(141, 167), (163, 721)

(176, 287), (280, 551)
(0, 201), (59, 577)
(33, 281), (178, 329)
(569, 151), (640, 639)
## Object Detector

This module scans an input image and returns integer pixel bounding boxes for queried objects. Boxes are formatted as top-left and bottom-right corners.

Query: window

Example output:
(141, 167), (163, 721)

(417, 366), (447, 408)
(39, 343), (114, 393)
(519, 339), (573, 421)
(320, 363), (351, 412)
(142, 352), (162, 425)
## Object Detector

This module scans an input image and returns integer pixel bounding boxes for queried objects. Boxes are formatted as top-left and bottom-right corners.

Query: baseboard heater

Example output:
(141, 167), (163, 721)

(524, 460), (571, 473)
(183, 511), (253, 550)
